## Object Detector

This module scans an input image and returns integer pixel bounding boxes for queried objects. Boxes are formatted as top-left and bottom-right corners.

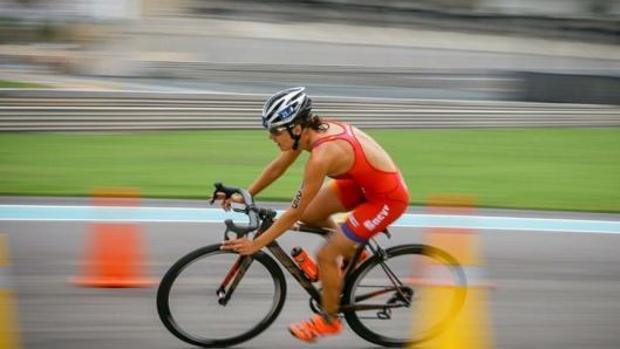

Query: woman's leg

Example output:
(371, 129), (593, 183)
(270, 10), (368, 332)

(300, 180), (361, 316)
(299, 181), (351, 230)
(318, 198), (407, 317)
(289, 181), (363, 341)
(316, 230), (356, 317)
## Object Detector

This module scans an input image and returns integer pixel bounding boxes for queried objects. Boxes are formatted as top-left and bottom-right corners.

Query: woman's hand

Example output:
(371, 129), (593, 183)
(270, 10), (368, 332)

(220, 237), (261, 255)
(212, 192), (244, 211)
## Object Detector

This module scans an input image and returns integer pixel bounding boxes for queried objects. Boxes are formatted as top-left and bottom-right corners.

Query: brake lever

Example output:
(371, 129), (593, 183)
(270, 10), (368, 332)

(210, 187), (230, 205)
(210, 183), (259, 239)
(223, 225), (235, 241)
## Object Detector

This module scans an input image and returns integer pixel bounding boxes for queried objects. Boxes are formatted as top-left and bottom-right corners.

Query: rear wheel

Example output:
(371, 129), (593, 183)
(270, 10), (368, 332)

(157, 244), (286, 348)
(342, 244), (466, 347)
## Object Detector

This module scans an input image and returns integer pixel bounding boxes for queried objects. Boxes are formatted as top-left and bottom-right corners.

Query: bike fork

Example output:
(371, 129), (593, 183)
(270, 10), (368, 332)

(216, 255), (254, 306)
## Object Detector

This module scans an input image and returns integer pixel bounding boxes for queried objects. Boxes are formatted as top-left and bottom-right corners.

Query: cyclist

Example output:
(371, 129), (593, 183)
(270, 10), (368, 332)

(220, 87), (409, 343)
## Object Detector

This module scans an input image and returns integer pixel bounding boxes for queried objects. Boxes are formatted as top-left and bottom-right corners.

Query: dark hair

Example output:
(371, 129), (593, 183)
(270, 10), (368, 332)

(298, 112), (328, 132)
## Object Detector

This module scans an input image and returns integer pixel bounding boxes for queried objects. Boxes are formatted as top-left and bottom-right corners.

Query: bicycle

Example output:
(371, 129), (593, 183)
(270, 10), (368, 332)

(157, 183), (466, 348)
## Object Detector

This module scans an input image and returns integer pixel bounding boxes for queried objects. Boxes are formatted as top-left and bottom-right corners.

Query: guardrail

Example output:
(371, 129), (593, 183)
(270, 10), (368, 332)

(1, 90), (619, 131)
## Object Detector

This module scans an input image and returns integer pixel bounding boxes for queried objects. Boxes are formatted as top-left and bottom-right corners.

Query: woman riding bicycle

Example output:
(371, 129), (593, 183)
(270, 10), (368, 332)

(220, 87), (409, 343)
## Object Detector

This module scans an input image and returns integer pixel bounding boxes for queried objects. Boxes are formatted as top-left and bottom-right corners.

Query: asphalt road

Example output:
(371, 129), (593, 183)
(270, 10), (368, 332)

(1, 198), (619, 349)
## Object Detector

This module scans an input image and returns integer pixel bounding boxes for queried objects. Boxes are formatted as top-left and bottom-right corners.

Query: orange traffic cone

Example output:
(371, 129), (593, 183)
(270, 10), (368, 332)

(71, 188), (153, 288)
(0, 234), (23, 349)
(410, 194), (494, 349)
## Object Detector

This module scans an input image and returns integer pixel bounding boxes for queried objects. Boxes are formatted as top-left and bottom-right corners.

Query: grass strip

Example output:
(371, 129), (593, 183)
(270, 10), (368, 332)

(0, 128), (618, 212)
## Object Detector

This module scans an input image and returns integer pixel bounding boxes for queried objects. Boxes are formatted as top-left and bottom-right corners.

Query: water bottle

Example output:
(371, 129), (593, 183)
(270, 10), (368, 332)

(291, 247), (319, 282)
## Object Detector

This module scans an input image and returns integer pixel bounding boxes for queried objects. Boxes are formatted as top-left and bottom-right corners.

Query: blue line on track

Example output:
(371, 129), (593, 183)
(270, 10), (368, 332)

(1, 205), (619, 234)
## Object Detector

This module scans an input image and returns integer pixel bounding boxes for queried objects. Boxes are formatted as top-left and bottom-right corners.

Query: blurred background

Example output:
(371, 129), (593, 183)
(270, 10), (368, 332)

(1, 1), (620, 349)
(1, 0), (619, 102)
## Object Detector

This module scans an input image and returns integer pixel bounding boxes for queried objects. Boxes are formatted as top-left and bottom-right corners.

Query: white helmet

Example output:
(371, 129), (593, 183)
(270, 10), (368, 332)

(261, 87), (312, 129)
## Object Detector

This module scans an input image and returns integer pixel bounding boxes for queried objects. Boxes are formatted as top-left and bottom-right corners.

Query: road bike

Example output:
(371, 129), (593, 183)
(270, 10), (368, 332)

(157, 183), (466, 347)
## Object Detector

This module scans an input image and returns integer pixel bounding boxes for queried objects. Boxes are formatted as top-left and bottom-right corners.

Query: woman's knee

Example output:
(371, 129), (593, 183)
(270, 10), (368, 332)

(300, 211), (329, 227)
(316, 244), (339, 265)
(300, 182), (347, 227)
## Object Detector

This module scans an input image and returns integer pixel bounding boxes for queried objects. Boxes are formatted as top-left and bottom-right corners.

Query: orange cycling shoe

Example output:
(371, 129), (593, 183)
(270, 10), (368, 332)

(288, 314), (343, 343)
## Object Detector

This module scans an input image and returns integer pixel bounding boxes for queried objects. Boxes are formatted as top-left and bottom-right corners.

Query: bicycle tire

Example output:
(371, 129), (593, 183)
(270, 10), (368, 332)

(157, 244), (287, 348)
(342, 244), (466, 347)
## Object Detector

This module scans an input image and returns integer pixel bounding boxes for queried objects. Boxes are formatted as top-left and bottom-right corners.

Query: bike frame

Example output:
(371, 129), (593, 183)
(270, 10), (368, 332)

(217, 212), (412, 314)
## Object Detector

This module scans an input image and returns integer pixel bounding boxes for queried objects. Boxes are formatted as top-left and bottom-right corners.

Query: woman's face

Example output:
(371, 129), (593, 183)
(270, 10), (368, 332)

(269, 125), (299, 151)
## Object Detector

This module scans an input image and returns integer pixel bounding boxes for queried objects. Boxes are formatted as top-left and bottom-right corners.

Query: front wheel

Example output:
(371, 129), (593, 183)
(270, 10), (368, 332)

(157, 244), (287, 348)
(342, 244), (467, 347)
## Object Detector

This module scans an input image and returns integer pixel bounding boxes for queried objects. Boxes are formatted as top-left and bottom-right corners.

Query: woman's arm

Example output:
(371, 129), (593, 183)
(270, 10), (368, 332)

(248, 149), (302, 197)
(221, 148), (330, 255)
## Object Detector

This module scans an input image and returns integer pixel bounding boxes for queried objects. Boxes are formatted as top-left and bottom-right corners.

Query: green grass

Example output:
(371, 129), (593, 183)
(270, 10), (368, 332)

(0, 79), (50, 88)
(0, 129), (619, 212)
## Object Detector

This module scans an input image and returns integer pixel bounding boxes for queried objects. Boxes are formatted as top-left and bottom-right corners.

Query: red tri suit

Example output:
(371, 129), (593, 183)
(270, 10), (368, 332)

(310, 121), (409, 242)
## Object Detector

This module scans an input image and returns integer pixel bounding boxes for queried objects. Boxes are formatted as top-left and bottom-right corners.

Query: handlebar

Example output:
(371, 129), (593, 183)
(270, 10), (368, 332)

(210, 182), (386, 244)
(211, 182), (259, 238)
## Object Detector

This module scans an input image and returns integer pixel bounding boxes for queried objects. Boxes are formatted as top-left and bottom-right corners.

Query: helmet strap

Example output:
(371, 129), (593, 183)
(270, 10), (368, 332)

(286, 125), (301, 150)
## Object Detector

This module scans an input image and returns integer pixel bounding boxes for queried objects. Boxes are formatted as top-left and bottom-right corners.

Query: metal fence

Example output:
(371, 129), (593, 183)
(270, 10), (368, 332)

(1, 90), (619, 131)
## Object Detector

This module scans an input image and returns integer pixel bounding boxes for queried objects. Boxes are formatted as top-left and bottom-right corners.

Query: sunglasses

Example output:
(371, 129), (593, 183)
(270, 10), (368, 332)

(269, 126), (289, 136)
